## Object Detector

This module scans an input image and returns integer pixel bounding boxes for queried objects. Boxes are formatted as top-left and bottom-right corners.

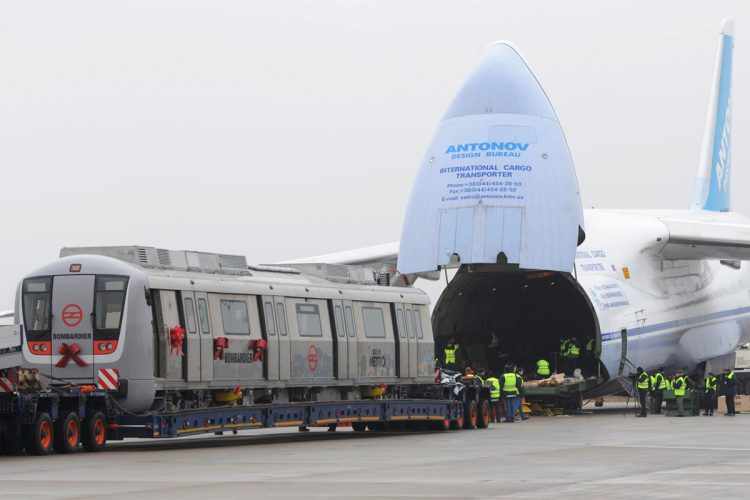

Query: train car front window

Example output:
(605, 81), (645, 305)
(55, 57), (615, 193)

(94, 276), (129, 333)
(22, 277), (52, 335)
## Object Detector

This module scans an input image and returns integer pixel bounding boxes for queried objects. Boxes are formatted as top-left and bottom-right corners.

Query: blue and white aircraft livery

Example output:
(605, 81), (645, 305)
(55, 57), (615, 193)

(288, 19), (750, 390)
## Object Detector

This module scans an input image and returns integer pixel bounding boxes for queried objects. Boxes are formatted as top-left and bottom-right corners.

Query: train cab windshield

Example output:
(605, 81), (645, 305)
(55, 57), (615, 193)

(22, 277), (53, 336)
(93, 275), (129, 334)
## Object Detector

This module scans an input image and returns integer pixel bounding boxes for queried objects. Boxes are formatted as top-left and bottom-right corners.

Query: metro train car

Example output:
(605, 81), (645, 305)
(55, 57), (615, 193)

(17, 246), (436, 413)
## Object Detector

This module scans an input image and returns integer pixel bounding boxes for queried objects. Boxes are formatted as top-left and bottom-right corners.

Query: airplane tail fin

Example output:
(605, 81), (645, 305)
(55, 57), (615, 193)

(691, 18), (734, 212)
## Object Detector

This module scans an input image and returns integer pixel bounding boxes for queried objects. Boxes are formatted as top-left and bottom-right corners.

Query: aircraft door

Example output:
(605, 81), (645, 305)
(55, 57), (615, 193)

(332, 300), (349, 379)
(194, 292), (213, 382)
(396, 43), (584, 276)
(618, 328), (628, 376)
(342, 301), (358, 380)
(274, 297), (291, 380)
(261, 297), (279, 381)
(51, 274), (95, 381)
(393, 303), (409, 377)
(181, 291), (201, 382)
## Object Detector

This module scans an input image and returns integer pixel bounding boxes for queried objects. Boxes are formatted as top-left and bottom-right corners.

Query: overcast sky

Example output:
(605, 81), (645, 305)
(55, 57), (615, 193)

(1, 1), (747, 308)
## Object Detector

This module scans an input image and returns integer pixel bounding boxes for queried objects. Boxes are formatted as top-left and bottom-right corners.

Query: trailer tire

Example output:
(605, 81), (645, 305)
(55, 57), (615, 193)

(352, 422), (366, 433)
(82, 411), (107, 452)
(463, 400), (478, 429)
(450, 409), (464, 430)
(26, 412), (54, 455)
(477, 400), (491, 428)
(54, 412), (80, 454)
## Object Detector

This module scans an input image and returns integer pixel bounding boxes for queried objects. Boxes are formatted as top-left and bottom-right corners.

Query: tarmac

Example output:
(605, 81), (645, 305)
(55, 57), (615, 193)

(0, 406), (749, 499)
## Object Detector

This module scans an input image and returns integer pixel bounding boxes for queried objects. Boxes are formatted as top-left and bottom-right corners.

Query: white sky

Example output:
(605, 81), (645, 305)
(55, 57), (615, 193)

(1, 1), (747, 309)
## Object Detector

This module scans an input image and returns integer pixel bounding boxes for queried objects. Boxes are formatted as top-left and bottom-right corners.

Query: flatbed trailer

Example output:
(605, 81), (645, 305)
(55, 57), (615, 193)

(0, 378), (489, 455)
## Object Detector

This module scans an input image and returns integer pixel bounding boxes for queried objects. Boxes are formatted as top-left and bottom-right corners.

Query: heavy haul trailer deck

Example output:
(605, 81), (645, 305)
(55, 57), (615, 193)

(0, 381), (488, 455)
(114, 398), (469, 439)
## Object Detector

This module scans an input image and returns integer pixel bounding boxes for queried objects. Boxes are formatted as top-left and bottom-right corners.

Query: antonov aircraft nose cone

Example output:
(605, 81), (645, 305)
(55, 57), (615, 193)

(443, 42), (557, 121)
(397, 42), (584, 275)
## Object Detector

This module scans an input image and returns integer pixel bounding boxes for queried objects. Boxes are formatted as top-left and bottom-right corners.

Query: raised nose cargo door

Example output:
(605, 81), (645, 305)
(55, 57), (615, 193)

(397, 42), (584, 275)
(51, 274), (95, 381)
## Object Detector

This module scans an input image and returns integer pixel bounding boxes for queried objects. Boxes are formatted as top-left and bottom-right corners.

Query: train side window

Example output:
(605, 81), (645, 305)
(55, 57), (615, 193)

(413, 309), (424, 339)
(362, 307), (386, 339)
(334, 305), (345, 337)
(22, 277), (52, 336)
(397, 310), (406, 339)
(264, 302), (276, 336)
(220, 299), (250, 335)
(295, 303), (322, 337)
(94, 276), (129, 332)
(407, 309), (416, 339)
(183, 298), (197, 334)
(345, 306), (356, 338)
(197, 298), (210, 334)
(276, 303), (288, 336)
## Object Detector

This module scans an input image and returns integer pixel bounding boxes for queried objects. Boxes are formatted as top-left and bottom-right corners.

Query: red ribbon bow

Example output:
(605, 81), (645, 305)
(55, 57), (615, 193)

(214, 337), (229, 360)
(55, 342), (88, 368)
(169, 325), (186, 356)
(249, 339), (267, 362)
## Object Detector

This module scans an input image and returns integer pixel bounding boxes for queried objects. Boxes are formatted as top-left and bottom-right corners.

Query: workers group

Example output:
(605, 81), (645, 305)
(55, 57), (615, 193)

(635, 366), (738, 417)
(484, 364), (528, 423)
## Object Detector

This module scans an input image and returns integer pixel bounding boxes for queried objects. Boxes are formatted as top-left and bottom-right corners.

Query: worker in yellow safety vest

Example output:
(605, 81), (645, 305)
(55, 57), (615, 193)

(443, 339), (459, 370)
(650, 368), (667, 414)
(672, 370), (689, 417)
(703, 372), (718, 416)
(560, 337), (581, 375)
(515, 367), (528, 420)
(536, 359), (551, 378)
(635, 367), (651, 417)
(501, 364), (523, 423)
(485, 374), (501, 423)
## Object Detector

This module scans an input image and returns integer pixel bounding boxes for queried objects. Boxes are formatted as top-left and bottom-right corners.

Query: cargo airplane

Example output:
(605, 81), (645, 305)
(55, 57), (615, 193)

(287, 19), (750, 392)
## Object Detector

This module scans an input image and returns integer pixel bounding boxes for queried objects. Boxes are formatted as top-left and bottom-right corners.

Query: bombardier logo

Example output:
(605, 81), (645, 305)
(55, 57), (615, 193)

(445, 142), (529, 154)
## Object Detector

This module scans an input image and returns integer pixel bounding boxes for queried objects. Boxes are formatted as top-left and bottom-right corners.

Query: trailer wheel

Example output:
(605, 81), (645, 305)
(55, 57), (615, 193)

(450, 414), (464, 430)
(54, 412), (80, 453)
(352, 422), (367, 432)
(463, 400), (478, 429)
(82, 411), (107, 452)
(26, 412), (54, 455)
(435, 418), (451, 431)
(477, 400), (491, 429)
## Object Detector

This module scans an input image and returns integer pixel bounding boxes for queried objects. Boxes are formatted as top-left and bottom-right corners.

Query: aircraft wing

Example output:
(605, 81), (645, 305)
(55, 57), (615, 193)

(626, 210), (750, 260)
(281, 241), (400, 267)
(643, 211), (750, 261)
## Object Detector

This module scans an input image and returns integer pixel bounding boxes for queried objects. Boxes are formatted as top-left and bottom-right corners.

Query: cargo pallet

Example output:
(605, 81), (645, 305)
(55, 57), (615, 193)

(0, 387), (489, 455)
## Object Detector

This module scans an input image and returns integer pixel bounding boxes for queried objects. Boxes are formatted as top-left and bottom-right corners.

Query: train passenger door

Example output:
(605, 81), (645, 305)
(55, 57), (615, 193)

(274, 297), (291, 380)
(195, 292), (213, 382)
(331, 300), (349, 380)
(286, 298), (334, 381)
(155, 290), (182, 381)
(181, 291), (201, 382)
(50, 274), (95, 381)
(414, 305), (435, 378)
(393, 303), (410, 378)
(343, 300), (358, 380)
(261, 296), (279, 381)
(404, 306), (419, 378)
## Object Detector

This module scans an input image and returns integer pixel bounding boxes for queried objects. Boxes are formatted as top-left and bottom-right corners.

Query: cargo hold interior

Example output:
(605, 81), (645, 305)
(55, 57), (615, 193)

(432, 267), (603, 378)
